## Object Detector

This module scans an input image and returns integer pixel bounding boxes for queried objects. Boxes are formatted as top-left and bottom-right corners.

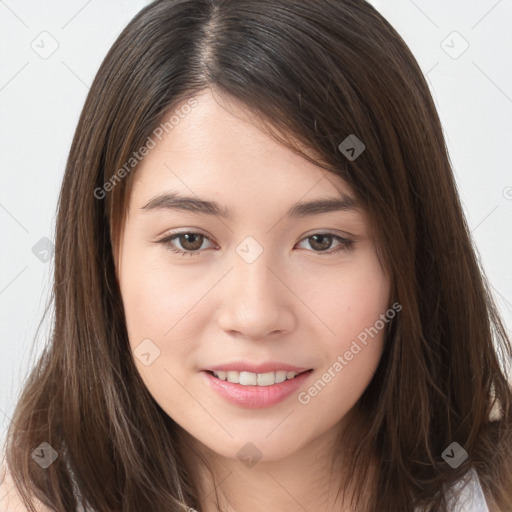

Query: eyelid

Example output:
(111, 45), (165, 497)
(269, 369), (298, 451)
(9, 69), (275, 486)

(155, 228), (356, 256)
(155, 228), (217, 251)
(155, 227), (355, 242)
(301, 227), (356, 240)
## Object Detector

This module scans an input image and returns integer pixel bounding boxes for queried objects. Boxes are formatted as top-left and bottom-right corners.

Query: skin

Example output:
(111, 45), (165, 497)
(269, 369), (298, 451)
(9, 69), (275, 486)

(115, 88), (390, 512)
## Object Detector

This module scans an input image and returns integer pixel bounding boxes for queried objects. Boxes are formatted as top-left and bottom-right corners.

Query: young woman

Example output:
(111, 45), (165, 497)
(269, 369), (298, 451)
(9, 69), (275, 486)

(1, 0), (511, 511)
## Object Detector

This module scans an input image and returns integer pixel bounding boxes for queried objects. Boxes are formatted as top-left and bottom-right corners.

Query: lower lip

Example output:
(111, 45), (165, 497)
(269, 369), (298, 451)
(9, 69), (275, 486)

(201, 370), (313, 409)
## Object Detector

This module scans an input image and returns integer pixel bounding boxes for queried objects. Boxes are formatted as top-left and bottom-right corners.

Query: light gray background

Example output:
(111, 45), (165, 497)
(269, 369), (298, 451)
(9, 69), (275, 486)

(1, 0), (511, 444)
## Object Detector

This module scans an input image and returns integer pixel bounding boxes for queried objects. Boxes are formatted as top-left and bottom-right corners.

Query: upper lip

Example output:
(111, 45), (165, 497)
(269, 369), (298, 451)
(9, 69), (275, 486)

(204, 362), (312, 374)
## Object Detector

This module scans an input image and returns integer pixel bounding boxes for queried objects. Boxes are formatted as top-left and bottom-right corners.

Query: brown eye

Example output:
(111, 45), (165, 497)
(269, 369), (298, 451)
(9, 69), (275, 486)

(177, 233), (204, 251)
(297, 233), (354, 255)
(157, 231), (214, 256)
(308, 234), (334, 252)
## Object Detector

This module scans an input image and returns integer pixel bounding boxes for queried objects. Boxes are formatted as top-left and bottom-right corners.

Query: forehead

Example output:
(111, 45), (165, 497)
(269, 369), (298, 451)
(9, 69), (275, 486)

(128, 89), (355, 215)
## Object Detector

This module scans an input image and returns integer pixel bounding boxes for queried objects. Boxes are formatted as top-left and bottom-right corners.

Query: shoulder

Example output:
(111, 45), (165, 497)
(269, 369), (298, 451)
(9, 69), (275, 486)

(0, 465), (52, 512)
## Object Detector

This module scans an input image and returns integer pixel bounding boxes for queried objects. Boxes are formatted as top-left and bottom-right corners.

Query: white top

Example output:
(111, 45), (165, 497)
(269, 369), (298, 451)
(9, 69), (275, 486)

(445, 467), (489, 512)
(414, 467), (489, 512)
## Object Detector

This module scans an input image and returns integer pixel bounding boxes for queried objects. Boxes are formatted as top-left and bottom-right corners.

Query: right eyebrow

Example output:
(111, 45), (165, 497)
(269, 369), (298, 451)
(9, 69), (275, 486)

(140, 192), (235, 219)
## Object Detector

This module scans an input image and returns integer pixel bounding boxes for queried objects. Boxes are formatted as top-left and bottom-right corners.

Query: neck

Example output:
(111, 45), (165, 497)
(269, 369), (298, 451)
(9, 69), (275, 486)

(177, 418), (374, 512)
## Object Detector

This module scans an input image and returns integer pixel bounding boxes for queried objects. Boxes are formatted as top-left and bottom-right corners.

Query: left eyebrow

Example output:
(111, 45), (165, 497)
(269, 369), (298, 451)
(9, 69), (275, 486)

(287, 195), (359, 217)
(140, 191), (359, 219)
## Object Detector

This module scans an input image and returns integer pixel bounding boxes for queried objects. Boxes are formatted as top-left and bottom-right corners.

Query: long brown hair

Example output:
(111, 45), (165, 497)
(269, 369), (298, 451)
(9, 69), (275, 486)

(2, 0), (511, 510)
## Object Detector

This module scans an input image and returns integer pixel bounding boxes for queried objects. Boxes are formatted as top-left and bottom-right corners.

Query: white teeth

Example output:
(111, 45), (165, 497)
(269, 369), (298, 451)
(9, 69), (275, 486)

(226, 371), (238, 383)
(275, 370), (287, 383)
(257, 372), (275, 386)
(212, 370), (301, 386)
(239, 371), (257, 385)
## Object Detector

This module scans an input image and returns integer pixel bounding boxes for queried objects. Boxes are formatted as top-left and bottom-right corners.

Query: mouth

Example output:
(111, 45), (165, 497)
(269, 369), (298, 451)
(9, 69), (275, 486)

(205, 368), (313, 387)
(201, 368), (314, 408)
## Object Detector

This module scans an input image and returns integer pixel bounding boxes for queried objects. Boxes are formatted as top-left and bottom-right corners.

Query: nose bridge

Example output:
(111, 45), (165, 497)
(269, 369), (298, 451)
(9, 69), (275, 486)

(217, 236), (294, 338)
(234, 235), (276, 295)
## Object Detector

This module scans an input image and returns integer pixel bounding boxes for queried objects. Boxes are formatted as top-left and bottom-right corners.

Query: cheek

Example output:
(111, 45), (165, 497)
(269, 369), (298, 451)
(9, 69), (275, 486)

(297, 250), (389, 350)
(121, 268), (173, 345)
(294, 250), (390, 400)
(119, 242), (205, 347)
(118, 251), (209, 417)
(333, 274), (390, 350)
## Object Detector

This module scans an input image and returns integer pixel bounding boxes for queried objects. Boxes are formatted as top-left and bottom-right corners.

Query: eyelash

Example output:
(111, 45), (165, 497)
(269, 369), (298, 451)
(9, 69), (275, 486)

(156, 231), (355, 257)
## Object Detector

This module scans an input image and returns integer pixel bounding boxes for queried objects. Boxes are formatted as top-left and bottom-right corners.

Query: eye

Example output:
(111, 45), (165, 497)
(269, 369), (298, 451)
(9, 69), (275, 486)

(296, 233), (354, 255)
(156, 231), (354, 257)
(156, 231), (215, 256)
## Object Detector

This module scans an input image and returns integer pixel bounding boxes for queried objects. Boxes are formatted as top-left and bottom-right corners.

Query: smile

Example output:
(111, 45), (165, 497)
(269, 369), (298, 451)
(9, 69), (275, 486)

(202, 369), (314, 408)
(211, 369), (309, 386)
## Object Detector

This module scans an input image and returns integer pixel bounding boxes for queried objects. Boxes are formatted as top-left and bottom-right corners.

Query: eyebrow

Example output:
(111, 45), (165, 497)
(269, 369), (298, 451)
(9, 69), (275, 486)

(140, 191), (359, 219)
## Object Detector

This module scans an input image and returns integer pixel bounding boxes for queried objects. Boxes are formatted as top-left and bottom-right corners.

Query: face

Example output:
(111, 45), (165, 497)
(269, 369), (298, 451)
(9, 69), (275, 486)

(116, 89), (391, 464)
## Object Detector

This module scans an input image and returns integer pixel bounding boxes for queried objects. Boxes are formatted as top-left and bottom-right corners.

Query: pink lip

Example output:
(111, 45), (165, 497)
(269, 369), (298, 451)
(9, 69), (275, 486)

(201, 369), (313, 409)
(205, 362), (311, 373)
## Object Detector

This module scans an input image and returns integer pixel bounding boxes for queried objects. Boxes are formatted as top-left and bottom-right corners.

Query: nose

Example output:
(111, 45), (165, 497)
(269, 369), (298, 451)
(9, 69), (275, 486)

(217, 252), (296, 340)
